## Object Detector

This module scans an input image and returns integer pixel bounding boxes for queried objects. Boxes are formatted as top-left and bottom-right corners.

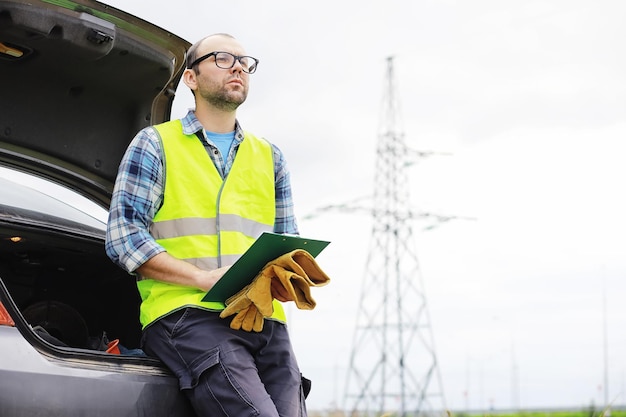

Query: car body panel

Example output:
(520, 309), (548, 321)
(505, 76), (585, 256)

(0, 327), (193, 417)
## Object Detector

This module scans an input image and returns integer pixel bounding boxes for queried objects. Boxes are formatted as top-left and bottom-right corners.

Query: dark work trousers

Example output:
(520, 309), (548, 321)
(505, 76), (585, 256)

(141, 307), (308, 417)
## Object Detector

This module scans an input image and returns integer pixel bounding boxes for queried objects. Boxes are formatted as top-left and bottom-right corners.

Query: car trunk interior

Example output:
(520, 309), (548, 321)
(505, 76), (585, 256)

(0, 220), (144, 351)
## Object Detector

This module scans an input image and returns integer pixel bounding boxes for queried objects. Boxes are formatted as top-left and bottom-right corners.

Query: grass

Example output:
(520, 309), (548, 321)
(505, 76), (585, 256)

(309, 407), (626, 417)
(460, 409), (626, 417)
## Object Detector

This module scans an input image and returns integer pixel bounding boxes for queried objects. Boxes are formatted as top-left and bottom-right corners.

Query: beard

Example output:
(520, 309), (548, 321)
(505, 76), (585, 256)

(197, 81), (248, 112)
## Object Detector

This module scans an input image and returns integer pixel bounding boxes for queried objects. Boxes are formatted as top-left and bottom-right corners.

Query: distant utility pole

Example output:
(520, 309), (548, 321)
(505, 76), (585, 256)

(342, 56), (446, 417)
(603, 273), (611, 416)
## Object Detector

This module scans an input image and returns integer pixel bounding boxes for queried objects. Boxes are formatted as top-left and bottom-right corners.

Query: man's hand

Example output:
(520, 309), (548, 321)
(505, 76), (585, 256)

(137, 252), (231, 292)
(195, 265), (231, 292)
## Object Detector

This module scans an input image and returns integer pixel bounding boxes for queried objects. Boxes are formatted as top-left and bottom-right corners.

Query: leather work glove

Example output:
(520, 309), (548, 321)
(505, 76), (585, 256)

(219, 273), (273, 332)
(267, 249), (330, 310)
(271, 249), (330, 286)
(220, 249), (330, 332)
(228, 303), (264, 332)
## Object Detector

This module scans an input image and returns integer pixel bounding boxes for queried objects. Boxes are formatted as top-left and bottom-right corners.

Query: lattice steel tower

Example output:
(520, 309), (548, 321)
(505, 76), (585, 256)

(342, 57), (446, 417)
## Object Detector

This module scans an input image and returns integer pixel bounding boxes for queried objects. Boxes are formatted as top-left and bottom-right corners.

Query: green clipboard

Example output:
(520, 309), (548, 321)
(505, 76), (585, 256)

(202, 232), (331, 303)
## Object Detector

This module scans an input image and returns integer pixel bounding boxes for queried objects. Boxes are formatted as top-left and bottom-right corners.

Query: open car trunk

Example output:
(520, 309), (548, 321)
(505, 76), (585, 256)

(0, 0), (187, 360)
(0, 202), (196, 416)
(0, 223), (145, 353)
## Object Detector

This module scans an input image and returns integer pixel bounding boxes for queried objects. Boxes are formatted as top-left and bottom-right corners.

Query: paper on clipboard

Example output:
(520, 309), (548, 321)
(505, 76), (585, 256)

(202, 232), (330, 303)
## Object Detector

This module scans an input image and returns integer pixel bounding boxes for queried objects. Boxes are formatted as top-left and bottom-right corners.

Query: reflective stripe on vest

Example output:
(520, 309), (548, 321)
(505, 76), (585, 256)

(137, 119), (286, 328)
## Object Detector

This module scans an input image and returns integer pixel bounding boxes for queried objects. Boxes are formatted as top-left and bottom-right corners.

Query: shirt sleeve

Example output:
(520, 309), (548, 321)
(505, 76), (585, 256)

(272, 144), (299, 235)
(105, 127), (165, 273)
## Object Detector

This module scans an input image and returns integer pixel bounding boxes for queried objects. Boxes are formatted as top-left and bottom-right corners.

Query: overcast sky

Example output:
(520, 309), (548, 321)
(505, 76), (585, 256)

(106, 0), (626, 412)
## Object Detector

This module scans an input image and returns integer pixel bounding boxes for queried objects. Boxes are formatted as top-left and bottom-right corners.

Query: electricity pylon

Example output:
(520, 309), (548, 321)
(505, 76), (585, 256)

(342, 56), (446, 417)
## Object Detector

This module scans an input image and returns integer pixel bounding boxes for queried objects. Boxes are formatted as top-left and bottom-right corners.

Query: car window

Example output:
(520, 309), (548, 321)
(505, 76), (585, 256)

(0, 167), (108, 231)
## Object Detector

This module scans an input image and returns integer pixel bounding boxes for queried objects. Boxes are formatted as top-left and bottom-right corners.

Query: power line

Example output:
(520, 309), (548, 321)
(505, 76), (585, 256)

(341, 56), (446, 417)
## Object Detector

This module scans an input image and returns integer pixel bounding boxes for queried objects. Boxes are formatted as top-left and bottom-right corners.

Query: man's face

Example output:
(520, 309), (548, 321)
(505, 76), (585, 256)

(189, 36), (250, 111)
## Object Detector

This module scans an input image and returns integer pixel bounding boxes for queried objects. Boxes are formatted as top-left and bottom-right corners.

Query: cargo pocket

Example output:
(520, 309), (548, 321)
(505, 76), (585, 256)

(186, 347), (260, 417)
(188, 345), (220, 389)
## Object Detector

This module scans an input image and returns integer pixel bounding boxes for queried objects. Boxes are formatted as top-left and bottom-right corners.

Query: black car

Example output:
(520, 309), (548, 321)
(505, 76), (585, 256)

(0, 0), (197, 415)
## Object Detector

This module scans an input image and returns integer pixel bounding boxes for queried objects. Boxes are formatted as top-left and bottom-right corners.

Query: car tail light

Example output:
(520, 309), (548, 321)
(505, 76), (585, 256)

(0, 301), (15, 326)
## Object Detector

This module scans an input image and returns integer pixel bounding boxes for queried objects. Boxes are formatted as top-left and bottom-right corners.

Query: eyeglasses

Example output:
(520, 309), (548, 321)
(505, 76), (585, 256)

(187, 51), (259, 74)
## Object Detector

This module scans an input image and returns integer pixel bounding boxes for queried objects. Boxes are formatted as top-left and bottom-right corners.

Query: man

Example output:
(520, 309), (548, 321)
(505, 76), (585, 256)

(105, 33), (307, 417)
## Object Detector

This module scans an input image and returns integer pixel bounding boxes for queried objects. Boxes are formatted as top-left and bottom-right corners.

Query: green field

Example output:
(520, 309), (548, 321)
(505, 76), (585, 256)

(462, 409), (626, 417)
(308, 408), (626, 417)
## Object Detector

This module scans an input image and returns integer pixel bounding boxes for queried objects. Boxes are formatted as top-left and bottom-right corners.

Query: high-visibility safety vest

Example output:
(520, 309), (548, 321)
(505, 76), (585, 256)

(136, 119), (287, 328)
